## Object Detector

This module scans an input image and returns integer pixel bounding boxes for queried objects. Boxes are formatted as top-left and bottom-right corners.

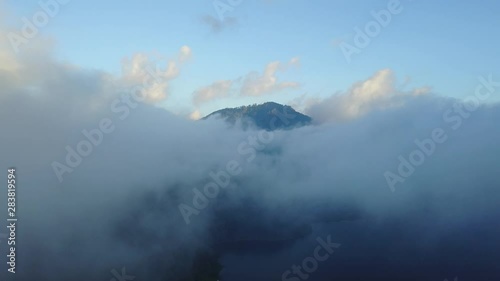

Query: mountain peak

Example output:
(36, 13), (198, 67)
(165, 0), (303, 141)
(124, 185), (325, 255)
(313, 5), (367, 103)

(203, 102), (312, 130)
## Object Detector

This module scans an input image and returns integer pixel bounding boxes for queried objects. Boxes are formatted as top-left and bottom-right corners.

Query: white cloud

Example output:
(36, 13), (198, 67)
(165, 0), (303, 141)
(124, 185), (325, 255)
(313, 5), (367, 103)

(120, 46), (191, 103)
(289, 57), (301, 67)
(412, 86), (432, 96)
(304, 69), (429, 123)
(189, 110), (202, 120)
(179, 45), (192, 62)
(193, 80), (233, 106)
(241, 58), (300, 96)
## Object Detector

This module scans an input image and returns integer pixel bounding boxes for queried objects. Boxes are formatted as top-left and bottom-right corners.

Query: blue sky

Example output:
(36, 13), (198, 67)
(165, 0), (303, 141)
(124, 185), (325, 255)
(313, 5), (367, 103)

(4, 0), (500, 116)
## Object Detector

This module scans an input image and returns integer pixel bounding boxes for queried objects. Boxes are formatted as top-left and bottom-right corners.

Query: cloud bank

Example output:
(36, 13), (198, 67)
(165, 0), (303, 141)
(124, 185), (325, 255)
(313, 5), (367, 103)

(304, 69), (431, 123)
